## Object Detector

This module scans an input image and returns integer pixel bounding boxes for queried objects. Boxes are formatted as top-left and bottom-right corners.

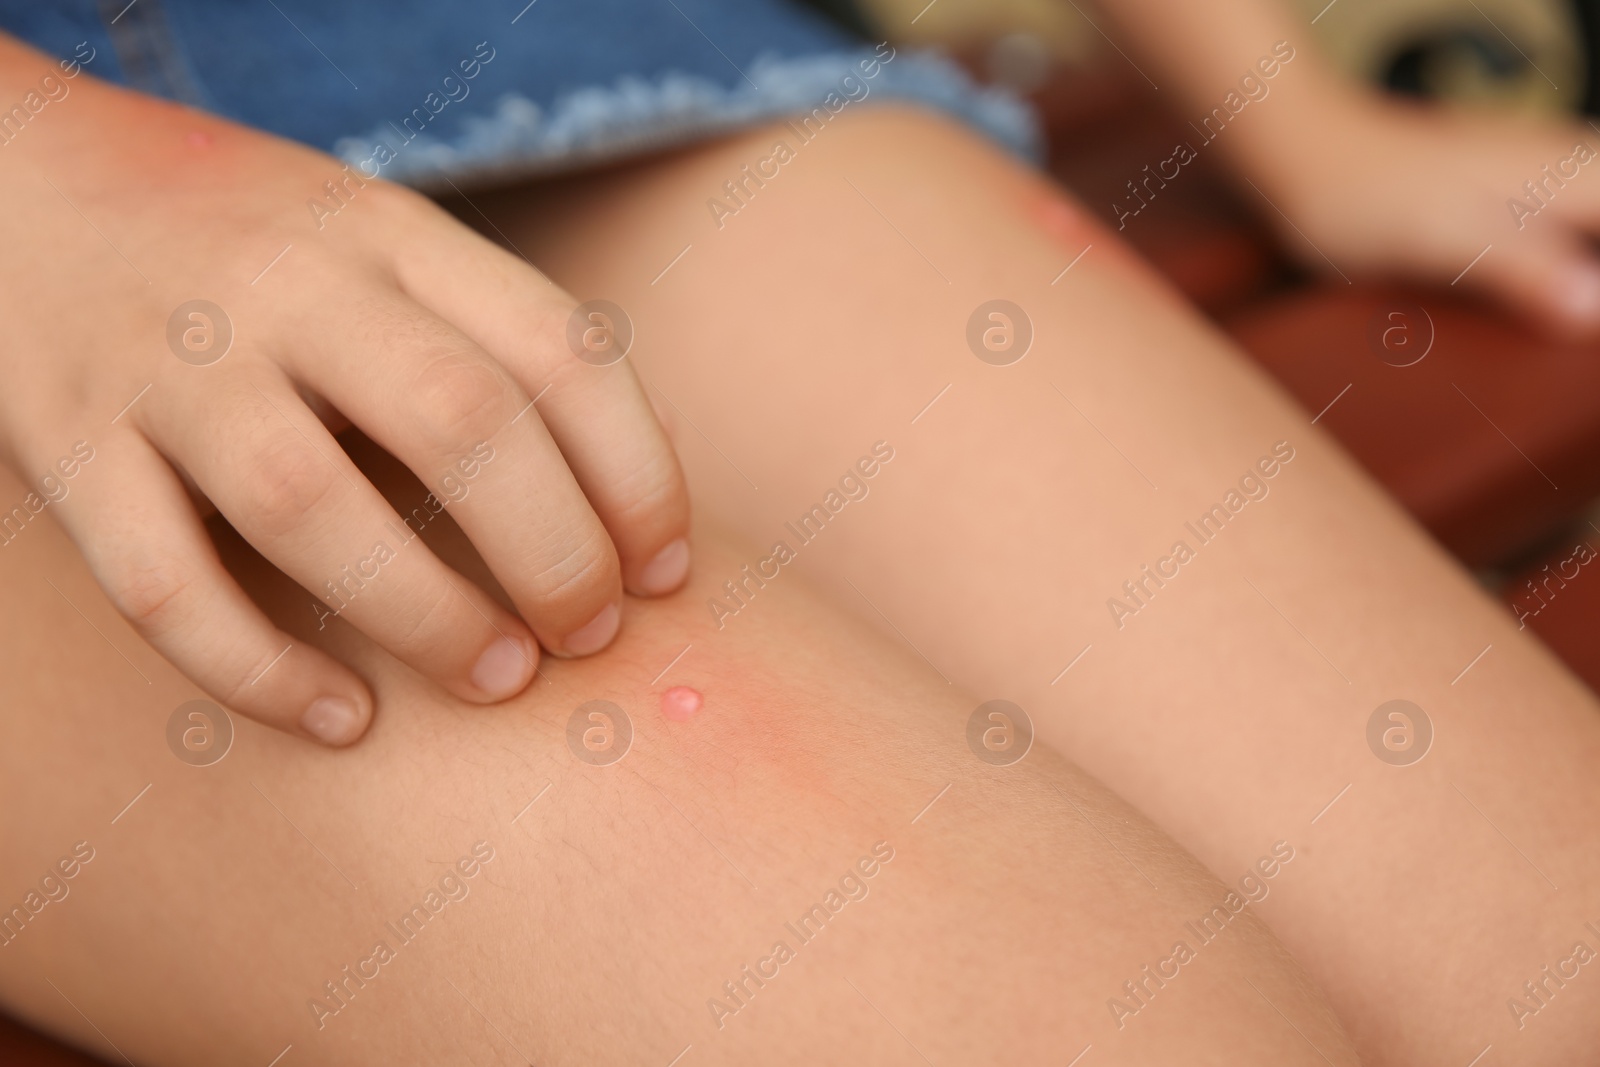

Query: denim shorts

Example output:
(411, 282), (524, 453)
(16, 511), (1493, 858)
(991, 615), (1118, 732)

(0, 0), (1038, 190)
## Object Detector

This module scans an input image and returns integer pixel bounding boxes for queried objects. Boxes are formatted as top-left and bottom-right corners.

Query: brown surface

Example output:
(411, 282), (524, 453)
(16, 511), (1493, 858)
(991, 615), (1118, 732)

(1225, 286), (1600, 567)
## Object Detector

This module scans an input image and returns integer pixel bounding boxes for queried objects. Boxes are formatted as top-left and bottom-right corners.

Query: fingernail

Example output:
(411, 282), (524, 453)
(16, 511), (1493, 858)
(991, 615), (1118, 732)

(637, 538), (690, 595)
(564, 602), (620, 656)
(471, 635), (536, 698)
(301, 696), (364, 745)
(1558, 264), (1600, 322)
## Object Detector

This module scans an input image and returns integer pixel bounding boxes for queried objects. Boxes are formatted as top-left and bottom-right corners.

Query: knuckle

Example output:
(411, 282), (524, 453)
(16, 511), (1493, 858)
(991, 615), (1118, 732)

(384, 581), (461, 661)
(107, 558), (196, 635)
(528, 296), (571, 341)
(215, 642), (287, 710)
(528, 526), (617, 608)
(409, 350), (516, 445)
(529, 303), (588, 373)
(610, 454), (689, 529)
(241, 442), (343, 540)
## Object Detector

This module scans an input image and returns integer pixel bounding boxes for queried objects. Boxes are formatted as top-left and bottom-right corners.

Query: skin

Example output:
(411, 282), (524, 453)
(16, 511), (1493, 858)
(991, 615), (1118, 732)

(470, 106), (1600, 1065)
(0, 448), (1357, 1066)
(0, 34), (691, 747)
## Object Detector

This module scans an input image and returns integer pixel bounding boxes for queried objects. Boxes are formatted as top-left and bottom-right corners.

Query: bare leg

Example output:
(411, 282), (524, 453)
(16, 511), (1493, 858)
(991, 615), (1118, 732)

(475, 104), (1600, 1065)
(0, 445), (1354, 1066)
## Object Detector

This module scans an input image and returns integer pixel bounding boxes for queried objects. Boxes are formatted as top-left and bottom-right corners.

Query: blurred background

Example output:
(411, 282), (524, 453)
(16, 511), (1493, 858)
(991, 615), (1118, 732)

(6, 0), (1600, 1059)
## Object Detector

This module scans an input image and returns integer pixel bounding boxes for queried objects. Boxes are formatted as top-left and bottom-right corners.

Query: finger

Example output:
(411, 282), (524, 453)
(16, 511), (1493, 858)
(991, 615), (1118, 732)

(1468, 228), (1600, 338)
(52, 431), (373, 745)
(286, 287), (628, 657)
(144, 372), (541, 701)
(391, 202), (692, 597)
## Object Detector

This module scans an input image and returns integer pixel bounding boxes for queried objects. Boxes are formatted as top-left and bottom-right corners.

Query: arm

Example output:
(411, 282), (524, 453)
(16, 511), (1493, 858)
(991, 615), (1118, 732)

(1092, 0), (1600, 334)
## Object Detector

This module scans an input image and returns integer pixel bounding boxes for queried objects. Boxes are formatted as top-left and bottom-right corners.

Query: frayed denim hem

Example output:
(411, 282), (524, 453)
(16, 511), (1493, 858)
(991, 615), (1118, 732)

(331, 47), (1041, 191)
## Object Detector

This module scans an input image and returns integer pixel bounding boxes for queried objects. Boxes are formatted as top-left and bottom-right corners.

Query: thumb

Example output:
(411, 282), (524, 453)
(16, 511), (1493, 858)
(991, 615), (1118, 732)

(1467, 229), (1600, 339)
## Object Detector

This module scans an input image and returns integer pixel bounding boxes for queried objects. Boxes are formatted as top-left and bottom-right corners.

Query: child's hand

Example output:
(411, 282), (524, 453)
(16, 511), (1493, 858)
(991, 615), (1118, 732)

(1255, 93), (1600, 336)
(0, 43), (689, 745)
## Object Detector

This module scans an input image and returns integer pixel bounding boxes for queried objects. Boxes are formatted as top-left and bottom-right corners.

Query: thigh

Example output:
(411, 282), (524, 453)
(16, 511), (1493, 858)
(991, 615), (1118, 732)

(470, 104), (1600, 1065)
(0, 443), (1353, 1066)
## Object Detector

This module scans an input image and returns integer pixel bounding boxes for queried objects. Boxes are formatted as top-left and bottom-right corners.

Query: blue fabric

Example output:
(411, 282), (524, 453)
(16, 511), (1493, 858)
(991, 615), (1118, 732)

(0, 0), (1039, 188)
